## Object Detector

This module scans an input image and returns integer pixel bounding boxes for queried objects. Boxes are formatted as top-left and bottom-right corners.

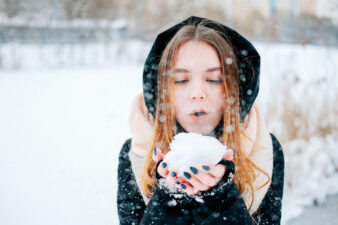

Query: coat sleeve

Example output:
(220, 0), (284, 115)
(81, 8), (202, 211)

(188, 160), (255, 225)
(252, 133), (285, 225)
(117, 139), (147, 225)
(117, 139), (193, 224)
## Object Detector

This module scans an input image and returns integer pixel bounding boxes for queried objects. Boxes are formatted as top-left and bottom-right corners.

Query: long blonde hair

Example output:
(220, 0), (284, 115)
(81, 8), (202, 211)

(140, 20), (270, 214)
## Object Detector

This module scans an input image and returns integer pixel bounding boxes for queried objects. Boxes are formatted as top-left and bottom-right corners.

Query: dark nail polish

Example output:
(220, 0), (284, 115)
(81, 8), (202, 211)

(162, 162), (167, 168)
(181, 184), (186, 189)
(171, 172), (176, 177)
(233, 149), (236, 156)
(176, 180), (180, 184)
(190, 166), (198, 174)
(184, 172), (191, 179)
(202, 165), (210, 171)
(154, 147), (157, 156)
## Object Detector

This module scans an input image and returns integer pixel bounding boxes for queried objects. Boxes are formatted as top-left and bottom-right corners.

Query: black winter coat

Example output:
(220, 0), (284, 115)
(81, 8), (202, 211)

(117, 133), (284, 225)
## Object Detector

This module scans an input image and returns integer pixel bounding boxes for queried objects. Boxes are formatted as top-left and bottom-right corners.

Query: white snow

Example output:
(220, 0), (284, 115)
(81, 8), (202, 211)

(0, 41), (337, 225)
(0, 65), (143, 225)
(167, 199), (177, 207)
(165, 133), (227, 177)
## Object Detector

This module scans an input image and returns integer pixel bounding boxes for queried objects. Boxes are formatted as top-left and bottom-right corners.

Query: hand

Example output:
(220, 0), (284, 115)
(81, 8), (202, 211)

(152, 147), (179, 188)
(153, 147), (235, 195)
(172, 149), (235, 195)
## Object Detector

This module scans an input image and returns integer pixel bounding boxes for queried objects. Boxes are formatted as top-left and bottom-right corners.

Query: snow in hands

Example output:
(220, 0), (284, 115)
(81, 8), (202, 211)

(164, 132), (228, 177)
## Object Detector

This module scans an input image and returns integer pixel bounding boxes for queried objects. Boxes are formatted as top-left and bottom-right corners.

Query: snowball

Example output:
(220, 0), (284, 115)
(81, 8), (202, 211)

(164, 133), (227, 177)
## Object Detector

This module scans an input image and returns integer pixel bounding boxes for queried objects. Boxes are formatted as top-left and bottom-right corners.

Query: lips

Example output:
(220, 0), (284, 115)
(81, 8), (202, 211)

(193, 111), (206, 116)
(189, 110), (208, 121)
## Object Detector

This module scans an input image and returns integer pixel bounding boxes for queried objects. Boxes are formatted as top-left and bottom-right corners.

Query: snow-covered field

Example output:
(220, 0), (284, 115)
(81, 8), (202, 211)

(0, 41), (337, 225)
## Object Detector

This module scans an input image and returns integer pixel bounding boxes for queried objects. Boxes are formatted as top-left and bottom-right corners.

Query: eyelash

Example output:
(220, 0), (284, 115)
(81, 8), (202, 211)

(174, 80), (188, 84)
(174, 80), (222, 84)
(207, 79), (222, 84)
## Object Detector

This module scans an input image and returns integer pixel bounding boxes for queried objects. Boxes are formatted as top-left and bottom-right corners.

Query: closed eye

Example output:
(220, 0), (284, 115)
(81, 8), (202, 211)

(175, 80), (188, 84)
(207, 79), (222, 84)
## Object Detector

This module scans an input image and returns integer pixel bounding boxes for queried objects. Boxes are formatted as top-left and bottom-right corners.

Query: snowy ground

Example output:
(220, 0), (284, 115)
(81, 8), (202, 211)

(0, 41), (337, 225)
(288, 194), (338, 225)
(0, 65), (141, 225)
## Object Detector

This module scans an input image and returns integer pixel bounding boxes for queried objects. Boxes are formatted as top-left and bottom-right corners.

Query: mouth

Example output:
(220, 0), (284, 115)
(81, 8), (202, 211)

(193, 111), (206, 116)
(189, 110), (208, 121)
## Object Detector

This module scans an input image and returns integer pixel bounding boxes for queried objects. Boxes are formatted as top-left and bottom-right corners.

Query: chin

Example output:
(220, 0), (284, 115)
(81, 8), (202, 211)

(184, 124), (214, 136)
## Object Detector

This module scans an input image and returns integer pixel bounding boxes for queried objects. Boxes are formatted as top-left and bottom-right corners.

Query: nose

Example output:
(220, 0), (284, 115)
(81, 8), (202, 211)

(190, 82), (206, 100)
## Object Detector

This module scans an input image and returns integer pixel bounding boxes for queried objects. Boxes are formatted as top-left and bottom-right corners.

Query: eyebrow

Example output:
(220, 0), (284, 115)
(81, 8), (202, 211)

(206, 67), (222, 72)
(173, 67), (222, 73)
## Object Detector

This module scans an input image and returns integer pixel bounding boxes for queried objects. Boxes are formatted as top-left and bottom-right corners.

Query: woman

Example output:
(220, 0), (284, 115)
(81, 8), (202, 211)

(117, 16), (284, 224)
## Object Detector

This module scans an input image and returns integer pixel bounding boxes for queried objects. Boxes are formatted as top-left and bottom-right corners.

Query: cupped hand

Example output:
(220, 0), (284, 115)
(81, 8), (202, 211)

(153, 147), (235, 195)
(152, 147), (178, 187)
(174, 148), (235, 195)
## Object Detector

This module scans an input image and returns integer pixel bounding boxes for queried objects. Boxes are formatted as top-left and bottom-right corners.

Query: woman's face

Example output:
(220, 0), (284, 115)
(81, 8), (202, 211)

(171, 40), (225, 135)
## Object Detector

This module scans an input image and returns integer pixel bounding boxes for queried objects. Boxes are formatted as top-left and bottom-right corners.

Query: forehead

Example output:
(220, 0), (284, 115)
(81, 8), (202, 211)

(173, 40), (221, 70)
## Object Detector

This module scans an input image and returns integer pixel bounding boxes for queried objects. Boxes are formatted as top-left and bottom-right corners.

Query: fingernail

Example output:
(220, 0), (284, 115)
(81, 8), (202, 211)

(233, 149), (236, 156)
(202, 165), (210, 171)
(154, 147), (157, 156)
(176, 180), (180, 184)
(184, 172), (191, 179)
(181, 184), (187, 189)
(171, 172), (176, 177)
(190, 166), (198, 174)
(162, 162), (167, 168)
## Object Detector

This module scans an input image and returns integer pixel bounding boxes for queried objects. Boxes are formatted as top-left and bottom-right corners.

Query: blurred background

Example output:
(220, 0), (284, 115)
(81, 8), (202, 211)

(0, 0), (337, 225)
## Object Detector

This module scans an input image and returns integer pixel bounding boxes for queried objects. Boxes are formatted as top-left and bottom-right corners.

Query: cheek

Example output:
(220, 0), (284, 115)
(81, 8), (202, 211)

(209, 87), (225, 104)
(208, 90), (225, 116)
(173, 89), (185, 114)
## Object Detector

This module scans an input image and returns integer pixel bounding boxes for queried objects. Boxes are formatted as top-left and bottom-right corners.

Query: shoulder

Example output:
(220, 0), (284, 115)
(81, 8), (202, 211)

(118, 138), (132, 161)
(117, 139), (135, 188)
(117, 139), (133, 176)
(269, 133), (283, 154)
(269, 133), (285, 174)
(251, 133), (285, 220)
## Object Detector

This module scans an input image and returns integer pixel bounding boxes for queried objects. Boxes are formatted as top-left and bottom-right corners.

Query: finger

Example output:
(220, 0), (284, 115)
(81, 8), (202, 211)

(191, 168), (223, 188)
(157, 161), (169, 178)
(222, 149), (235, 161)
(182, 170), (216, 187)
(179, 181), (196, 195)
(205, 164), (226, 178)
(174, 177), (183, 189)
(152, 147), (164, 162)
(213, 176), (223, 187)
(183, 167), (210, 191)
(175, 177), (201, 194)
(165, 170), (178, 186)
(173, 177), (195, 194)
(185, 174), (209, 191)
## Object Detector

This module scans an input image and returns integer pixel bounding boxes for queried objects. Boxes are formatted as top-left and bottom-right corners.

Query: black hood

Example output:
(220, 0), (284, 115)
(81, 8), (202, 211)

(142, 16), (260, 122)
